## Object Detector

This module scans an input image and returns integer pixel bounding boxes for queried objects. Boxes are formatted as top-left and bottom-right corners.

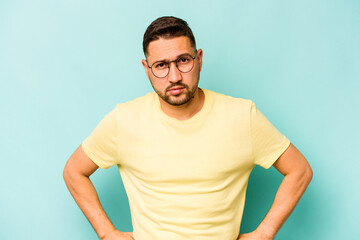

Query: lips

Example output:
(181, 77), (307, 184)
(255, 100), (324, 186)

(168, 87), (184, 95)
(168, 86), (184, 91)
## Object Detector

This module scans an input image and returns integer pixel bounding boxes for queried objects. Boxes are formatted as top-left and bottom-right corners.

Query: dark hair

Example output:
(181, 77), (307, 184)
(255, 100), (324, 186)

(143, 16), (196, 56)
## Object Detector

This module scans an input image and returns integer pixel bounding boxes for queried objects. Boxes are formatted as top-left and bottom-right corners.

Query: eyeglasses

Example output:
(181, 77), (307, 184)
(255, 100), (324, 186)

(146, 53), (197, 78)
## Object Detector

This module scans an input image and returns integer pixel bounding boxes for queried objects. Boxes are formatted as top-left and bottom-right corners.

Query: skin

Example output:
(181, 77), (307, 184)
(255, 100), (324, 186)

(237, 143), (313, 239)
(63, 145), (131, 240)
(141, 36), (204, 120)
(63, 36), (313, 240)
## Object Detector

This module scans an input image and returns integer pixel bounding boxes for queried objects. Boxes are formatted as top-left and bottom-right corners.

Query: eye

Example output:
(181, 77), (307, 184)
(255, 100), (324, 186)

(178, 56), (190, 64)
(154, 62), (167, 69)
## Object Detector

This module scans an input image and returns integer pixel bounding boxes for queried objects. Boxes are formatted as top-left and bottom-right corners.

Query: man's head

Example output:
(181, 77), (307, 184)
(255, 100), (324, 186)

(143, 16), (196, 57)
(142, 16), (203, 107)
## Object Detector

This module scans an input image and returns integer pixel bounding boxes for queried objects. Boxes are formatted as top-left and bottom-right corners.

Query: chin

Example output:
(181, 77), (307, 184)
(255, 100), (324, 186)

(164, 94), (190, 106)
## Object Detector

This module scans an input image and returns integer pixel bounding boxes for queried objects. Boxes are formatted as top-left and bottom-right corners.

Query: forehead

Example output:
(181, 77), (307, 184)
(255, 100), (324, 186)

(147, 36), (194, 62)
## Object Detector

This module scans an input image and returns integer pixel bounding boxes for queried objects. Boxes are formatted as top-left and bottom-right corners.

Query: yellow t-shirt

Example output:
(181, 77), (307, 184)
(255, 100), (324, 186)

(82, 89), (290, 240)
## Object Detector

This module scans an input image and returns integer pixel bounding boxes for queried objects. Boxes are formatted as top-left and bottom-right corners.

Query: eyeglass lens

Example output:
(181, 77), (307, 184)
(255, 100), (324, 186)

(150, 54), (195, 78)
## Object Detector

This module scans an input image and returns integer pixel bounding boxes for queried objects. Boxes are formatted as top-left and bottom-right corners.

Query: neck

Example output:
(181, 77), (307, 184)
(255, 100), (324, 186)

(158, 88), (205, 120)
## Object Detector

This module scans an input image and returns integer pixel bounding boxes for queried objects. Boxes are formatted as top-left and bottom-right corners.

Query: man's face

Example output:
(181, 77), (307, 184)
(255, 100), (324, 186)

(142, 36), (203, 106)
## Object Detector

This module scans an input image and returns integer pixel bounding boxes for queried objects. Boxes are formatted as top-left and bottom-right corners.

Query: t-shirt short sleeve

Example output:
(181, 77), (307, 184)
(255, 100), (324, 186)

(250, 102), (290, 169)
(82, 106), (120, 169)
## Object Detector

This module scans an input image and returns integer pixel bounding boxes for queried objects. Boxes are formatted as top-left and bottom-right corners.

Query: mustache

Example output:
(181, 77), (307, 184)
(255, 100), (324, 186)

(166, 83), (188, 91)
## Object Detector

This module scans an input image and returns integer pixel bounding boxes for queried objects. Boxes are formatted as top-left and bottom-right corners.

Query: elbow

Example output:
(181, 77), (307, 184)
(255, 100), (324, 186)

(303, 164), (313, 187)
(63, 162), (70, 183)
(291, 164), (313, 189)
(63, 161), (78, 193)
(63, 160), (74, 185)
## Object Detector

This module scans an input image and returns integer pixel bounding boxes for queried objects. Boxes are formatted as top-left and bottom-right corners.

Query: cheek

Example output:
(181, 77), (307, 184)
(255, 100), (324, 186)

(150, 77), (166, 90)
(189, 68), (200, 82)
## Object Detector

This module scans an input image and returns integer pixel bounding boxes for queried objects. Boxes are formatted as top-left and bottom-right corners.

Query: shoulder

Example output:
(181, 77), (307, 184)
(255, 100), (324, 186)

(204, 89), (254, 112)
(113, 92), (156, 114)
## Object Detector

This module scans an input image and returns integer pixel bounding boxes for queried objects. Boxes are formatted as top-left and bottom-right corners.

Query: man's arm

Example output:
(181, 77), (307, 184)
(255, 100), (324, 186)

(238, 143), (313, 240)
(63, 145), (134, 240)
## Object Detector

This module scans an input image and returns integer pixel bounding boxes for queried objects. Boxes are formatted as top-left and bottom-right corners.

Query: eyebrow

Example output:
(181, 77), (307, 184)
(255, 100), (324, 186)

(152, 52), (193, 64)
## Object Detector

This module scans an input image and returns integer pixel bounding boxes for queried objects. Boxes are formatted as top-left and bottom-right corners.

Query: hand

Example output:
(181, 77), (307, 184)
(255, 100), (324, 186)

(237, 231), (273, 240)
(101, 229), (134, 240)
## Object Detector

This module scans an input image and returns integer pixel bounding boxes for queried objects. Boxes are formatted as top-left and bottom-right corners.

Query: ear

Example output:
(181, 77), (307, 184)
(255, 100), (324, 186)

(142, 59), (150, 79)
(196, 49), (203, 72)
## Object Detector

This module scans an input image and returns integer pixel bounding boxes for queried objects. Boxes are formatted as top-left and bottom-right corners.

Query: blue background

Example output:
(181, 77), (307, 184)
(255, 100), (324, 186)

(0, 0), (359, 239)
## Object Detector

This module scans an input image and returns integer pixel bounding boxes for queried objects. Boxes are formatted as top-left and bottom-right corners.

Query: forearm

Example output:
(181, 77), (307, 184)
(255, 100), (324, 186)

(256, 169), (313, 238)
(63, 170), (115, 239)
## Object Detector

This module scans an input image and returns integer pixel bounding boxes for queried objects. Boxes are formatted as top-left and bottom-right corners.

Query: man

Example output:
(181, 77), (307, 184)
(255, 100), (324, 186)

(63, 16), (312, 240)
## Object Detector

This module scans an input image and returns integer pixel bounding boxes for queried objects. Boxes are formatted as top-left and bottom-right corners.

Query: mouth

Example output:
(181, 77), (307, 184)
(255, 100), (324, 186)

(167, 86), (185, 95)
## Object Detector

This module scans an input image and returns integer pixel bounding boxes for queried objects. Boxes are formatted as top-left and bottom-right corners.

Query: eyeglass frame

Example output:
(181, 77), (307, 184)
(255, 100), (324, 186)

(146, 52), (198, 78)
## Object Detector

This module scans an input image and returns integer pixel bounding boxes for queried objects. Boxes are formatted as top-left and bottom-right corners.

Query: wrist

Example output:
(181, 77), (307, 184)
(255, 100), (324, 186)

(98, 226), (117, 240)
(255, 222), (277, 240)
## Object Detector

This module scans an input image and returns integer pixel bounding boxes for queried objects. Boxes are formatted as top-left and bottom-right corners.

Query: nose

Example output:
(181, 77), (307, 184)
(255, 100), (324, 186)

(167, 62), (182, 83)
